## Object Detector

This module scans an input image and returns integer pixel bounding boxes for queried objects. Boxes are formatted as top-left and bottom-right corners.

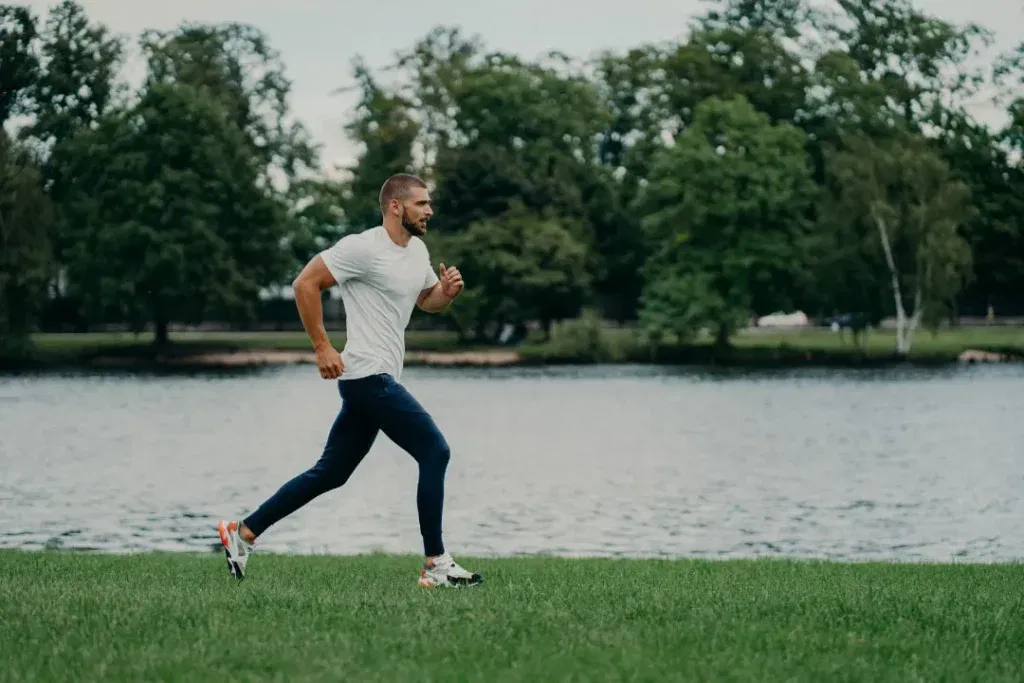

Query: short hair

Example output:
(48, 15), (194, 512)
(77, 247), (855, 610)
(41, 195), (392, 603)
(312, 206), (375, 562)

(378, 173), (427, 215)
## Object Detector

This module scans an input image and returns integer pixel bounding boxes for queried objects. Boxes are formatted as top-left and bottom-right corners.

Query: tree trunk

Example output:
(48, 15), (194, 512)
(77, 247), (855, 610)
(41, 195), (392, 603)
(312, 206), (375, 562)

(153, 299), (170, 348)
(714, 323), (731, 350)
(872, 207), (908, 356)
(154, 318), (169, 347)
(904, 285), (923, 354)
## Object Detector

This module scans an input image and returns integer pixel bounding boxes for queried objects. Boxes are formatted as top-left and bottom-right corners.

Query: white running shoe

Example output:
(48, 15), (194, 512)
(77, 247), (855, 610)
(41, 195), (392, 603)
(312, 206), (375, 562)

(418, 552), (483, 588)
(217, 520), (253, 581)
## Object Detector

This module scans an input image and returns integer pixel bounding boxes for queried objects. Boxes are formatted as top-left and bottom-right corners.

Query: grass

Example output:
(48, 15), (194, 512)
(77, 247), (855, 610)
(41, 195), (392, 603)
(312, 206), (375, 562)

(728, 325), (1024, 355)
(16, 322), (1024, 370)
(1, 550), (1022, 682)
(28, 328), (463, 354)
(520, 320), (1024, 366)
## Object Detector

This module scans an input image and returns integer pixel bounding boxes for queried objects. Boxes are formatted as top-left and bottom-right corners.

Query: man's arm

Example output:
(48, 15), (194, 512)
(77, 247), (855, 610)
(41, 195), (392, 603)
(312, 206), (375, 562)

(292, 254), (338, 350)
(417, 282), (454, 313)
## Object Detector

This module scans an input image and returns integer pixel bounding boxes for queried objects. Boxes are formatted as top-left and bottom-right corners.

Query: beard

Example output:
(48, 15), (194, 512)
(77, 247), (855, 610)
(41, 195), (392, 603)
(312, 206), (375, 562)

(402, 215), (426, 236)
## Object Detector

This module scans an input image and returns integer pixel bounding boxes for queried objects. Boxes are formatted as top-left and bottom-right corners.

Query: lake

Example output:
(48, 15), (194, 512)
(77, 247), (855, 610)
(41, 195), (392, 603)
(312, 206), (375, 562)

(1, 363), (1022, 563)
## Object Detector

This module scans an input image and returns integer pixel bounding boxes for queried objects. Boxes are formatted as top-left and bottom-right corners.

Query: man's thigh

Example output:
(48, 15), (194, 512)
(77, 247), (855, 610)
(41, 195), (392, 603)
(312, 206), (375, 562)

(372, 376), (448, 460)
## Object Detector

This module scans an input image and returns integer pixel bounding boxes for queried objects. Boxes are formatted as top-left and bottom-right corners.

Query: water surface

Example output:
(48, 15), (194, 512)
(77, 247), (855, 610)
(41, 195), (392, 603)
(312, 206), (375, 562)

(2, 363), (1022, 562)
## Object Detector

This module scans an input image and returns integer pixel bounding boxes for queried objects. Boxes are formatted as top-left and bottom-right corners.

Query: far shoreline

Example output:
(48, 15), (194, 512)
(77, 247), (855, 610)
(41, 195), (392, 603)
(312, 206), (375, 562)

(4, 339), (1022, 374)
(2, 324), (1021, 373)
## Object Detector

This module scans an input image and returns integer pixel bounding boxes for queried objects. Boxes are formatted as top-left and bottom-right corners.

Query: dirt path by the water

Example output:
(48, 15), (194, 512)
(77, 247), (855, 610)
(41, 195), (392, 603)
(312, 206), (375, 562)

(148, 348), (523, 368)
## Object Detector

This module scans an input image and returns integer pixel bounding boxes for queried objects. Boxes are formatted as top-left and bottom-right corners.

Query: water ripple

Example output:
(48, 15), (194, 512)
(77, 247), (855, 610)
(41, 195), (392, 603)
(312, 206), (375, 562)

(2, 364), (1023, 562)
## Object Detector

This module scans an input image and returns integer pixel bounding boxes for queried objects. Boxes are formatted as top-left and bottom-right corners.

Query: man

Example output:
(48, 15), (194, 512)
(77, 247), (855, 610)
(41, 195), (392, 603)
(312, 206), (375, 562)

(218, 173), (482, 588)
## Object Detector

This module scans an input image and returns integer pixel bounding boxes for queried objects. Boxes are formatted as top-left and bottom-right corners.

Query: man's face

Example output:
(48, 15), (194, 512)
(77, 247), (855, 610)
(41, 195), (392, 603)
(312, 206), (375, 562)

(395, 186), (433, 236)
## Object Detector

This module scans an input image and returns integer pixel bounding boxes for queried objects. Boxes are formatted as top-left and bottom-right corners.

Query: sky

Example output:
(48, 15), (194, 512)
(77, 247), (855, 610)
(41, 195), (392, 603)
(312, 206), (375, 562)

(17, 0), (1024, 174)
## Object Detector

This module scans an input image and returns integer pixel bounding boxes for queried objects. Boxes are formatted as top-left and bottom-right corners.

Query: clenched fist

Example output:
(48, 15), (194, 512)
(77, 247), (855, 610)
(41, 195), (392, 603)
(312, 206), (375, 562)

(439, 263), (464, 299)
(315, 342), (344, 380)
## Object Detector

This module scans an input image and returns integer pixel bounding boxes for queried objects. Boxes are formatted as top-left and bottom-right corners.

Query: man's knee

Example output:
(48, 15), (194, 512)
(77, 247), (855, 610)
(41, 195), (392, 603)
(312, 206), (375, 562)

(424, 434), (450, 469)
(306, 453), (351, 490)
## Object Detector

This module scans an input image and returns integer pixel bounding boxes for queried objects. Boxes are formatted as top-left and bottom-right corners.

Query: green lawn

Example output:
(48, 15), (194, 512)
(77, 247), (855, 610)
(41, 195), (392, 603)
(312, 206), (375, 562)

(29, 328), (463, 354)
(526, 322), (1024, 365)
(728, 324), (1024, 354)
(21, 323), (1024, 368)
(1, 550), (1022, 682)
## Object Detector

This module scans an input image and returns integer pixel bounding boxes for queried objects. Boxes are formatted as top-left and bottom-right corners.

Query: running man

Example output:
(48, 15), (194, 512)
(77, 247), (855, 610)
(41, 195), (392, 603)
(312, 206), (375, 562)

(218, 173), (482, 588)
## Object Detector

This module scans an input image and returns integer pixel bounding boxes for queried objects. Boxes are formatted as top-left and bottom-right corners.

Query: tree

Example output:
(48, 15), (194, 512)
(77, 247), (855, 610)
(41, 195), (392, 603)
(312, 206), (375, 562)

(385, 33), (617, 318)
(982, 41), (1024, 316)
(59, 82), (290, 346)
(20, 0), (125, 150)
(11, 0), (126, 332)
(139, 21), (317, 185)
(591, 19), (812, 321)
(420, 45), (610, 237)
(429, 203), (590, 342)
(0, 4), (40, 125)
(830, 0), (992, 133)
(933, 112), (1024, 318)
(337, 58), (420, 232)
(285, 177), (347, 271)
(0, 130), (52, 358)
(822, 133), (974, 354)
(699, 0), (819, 42)
(635, 95), (817, 347)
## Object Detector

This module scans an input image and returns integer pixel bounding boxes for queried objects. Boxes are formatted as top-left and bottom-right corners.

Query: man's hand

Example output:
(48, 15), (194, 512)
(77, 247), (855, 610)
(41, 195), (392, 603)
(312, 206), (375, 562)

(416, 264), (464, 312)
(439, 263), (464, 299)
(315, 342), (344, 379)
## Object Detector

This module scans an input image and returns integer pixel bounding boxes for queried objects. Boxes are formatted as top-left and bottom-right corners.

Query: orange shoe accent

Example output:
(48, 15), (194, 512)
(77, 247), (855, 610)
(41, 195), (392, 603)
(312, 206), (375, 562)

(417, 567), (435, 588)
(217, 520), (237, 547)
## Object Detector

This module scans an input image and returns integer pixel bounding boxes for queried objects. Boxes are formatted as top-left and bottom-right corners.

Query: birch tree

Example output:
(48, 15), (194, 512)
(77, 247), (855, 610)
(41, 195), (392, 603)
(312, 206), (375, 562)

(822, 133), (973, 354)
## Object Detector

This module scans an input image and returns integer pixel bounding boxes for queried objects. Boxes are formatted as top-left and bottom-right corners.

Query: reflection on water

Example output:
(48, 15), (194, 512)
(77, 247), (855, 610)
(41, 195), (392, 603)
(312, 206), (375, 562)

(1, 363), (1022, 562)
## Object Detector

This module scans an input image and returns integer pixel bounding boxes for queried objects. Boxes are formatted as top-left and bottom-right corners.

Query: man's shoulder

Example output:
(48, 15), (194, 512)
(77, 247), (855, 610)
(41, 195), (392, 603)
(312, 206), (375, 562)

(343, 225), (384, 244)
(330, 226), (383, 253)
(409, 235), (431, 255)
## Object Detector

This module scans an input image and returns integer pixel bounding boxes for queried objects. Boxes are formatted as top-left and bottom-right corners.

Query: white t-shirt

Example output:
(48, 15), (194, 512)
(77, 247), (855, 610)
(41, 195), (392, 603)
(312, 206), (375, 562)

(319, 225), (439, 382)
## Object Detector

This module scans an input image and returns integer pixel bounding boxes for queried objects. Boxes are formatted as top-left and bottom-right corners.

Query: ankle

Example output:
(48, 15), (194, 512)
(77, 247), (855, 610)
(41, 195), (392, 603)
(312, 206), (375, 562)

(240, 523), (257, 545)
(425, 551), (447, 567)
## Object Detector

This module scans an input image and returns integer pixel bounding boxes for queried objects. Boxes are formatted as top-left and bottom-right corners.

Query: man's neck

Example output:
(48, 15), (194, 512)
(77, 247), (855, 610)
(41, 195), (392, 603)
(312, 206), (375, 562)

(382, 219), (412, 247)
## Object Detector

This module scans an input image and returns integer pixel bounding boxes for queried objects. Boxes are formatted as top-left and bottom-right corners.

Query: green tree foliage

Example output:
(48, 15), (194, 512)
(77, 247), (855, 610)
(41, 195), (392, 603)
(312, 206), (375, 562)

(0, 129), (52, 357)
(430, 202), (590, 342)
(636, 95), (817, 346)
(0, 4), (39, 124)
(58, 82), (289, 345)
(821, 133), (974, 353)
(337, 58), (420, 232)
(139, 21), (316, 183)
(2, 0), (1023, 358)
(20, 0), (125, 149)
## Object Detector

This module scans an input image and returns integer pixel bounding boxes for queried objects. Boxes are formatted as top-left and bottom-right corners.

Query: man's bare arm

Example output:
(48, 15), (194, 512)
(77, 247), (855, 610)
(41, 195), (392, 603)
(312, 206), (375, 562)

(417, 263), (463, 313)
(292, 254), (338, 350)
(417, 283), (454, 313)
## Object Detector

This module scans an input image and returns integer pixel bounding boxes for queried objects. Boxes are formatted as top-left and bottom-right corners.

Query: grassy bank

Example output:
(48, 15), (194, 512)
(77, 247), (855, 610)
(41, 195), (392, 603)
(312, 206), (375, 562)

(28, 328), (463, 355)
(519, 320), (1024, 366)
(1, 550), (1021, 682)
(14, 329), (468, 370)
(12, 322), (1024, 370)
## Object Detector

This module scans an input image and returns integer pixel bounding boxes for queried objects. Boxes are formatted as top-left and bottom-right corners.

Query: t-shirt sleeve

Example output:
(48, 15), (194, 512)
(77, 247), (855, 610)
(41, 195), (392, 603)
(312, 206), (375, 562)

(422, 252), (439, 291)
(319, 234), (366, 285)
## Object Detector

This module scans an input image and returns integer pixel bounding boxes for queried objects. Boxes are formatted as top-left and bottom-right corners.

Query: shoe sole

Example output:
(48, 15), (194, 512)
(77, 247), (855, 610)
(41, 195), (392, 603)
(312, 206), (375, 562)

(417, 575), (484, 589)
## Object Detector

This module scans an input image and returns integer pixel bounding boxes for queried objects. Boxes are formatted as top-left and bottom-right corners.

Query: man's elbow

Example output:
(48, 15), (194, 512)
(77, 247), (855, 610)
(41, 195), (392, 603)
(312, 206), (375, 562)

(293, 256), (335, 295)
(292, 274), (320, 299)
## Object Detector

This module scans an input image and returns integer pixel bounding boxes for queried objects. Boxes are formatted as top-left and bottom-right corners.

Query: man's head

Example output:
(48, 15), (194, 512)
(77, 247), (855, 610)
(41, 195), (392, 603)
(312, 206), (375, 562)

(379, 173), (432, 236)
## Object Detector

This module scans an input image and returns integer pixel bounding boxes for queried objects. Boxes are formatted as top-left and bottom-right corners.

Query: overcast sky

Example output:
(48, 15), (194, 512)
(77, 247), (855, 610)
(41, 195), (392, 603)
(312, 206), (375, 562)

(18, 1), (1024, 173)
